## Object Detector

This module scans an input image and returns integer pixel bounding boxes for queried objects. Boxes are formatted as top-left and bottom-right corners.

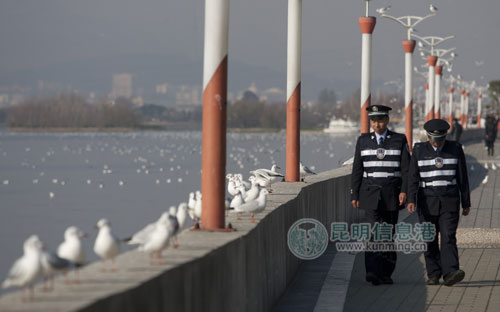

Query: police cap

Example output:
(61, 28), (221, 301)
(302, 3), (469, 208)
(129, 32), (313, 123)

(424, 119), (450, 137)
(367, 105), (392, 119)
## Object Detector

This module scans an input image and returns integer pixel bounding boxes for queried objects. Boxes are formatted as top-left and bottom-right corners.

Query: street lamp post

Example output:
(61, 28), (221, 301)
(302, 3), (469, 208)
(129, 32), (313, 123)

(460, 89), (465, 125)
(286, 0), (302, 182)
(464, 91), (469, 129)
(359, 0), (376, 134)
(201, 0), (230, 230)
(412, 34), (454, 122)
(377, 5), (436, 150)
(476, 84), (489, 128)
(430, 48), (456, 120)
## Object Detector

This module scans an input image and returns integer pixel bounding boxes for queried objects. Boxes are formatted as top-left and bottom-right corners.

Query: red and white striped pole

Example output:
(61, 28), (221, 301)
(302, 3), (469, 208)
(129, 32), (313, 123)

(464, 91), (469, 129)
(460, 90), (465, 125)
(201, 0), (229, 230)
(403, 40), (415, 151)
(426, 56), (437, 121)
(425, 83), (429, 120)
(434, 66), (443, 119)
(286, 0), (301, 182)
(477, 93), (482, 128)
(448, 88), (454, 125)
(359, 16), (376, 134)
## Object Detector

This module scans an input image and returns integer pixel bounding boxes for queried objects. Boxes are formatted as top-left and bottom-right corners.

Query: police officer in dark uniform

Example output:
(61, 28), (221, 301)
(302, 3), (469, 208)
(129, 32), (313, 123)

(351, 105), (410, 285)
(407, 119), (470, 286)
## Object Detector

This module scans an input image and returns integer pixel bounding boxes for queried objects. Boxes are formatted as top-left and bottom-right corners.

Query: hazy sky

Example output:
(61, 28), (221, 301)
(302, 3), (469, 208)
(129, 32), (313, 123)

(0, 0), (499, 99)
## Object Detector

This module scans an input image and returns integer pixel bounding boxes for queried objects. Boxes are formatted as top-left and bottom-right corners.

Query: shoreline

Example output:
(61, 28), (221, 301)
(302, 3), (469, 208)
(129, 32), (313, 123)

(2, 126), (325, 133)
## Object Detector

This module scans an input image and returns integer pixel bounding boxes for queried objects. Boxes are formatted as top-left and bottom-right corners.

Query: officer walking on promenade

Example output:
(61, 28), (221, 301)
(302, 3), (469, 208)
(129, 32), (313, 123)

(407, 119), (471, 286)
(350, 105), (410, 285)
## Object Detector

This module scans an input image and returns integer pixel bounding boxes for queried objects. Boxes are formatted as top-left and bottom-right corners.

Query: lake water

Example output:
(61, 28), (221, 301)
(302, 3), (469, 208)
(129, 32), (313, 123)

(0, 130), (356, 291)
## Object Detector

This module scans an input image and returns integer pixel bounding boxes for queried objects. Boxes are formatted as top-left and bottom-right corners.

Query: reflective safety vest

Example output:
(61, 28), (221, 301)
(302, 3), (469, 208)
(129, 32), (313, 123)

(413, 142), (460, 197)
(359, 132), (406, 186)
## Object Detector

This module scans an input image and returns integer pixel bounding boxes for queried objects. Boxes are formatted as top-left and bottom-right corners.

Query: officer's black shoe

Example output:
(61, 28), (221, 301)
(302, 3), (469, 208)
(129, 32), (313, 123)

(426, 276), (440, 285)
(381, 277), (393, 285)
(444, 270), (465, 287)
(366, 273), (382, 286)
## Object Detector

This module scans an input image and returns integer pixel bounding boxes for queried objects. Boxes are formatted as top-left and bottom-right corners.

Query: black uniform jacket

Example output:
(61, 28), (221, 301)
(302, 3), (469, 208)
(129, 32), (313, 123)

(408, 141), (471, 215)
(350, 130), (410, 211)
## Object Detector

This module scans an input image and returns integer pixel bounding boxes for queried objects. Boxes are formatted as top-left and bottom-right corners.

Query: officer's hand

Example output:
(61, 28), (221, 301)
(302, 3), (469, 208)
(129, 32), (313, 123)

(407, 203), (416, 214)
(351, 200), (360, 209)
(399, 192), (407, 206)
(462, 207), (470, 216)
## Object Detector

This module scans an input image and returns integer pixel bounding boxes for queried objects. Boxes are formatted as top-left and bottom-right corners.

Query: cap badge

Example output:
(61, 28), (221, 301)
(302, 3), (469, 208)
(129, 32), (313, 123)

(373, 106), (378, 112)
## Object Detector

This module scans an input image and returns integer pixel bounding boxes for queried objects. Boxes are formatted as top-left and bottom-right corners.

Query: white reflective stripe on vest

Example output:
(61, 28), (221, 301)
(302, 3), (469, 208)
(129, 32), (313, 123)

(363, 161), (400, 167)
(363, 171), (401, 178)
(417, 158), (458, 166)
(419, 170), (456, 178)
(420, 179), (457, 187)
(361, 149), (402, 156)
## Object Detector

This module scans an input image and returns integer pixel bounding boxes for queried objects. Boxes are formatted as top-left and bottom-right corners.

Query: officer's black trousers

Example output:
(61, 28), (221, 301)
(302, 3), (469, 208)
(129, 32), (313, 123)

(418, 206), (459, 279)
(364, 202), (399, 279)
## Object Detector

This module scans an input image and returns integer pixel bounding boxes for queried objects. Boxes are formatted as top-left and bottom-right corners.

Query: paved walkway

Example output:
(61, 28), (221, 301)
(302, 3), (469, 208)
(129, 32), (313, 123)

(276, 140), (500, 312)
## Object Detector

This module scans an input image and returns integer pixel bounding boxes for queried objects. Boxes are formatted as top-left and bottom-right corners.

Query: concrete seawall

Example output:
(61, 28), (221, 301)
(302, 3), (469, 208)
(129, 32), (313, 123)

(0, 166), (361, 312)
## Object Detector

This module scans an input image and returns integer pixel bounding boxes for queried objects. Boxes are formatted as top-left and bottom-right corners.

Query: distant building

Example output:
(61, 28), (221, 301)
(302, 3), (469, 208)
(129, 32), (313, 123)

(174, 85), (201, 106)
(156, 83), (168, 95)
(111, 74), (133, 99)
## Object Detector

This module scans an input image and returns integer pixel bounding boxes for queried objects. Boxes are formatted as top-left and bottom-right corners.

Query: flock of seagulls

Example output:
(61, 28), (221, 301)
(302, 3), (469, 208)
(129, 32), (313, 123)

(0, 131), (351, 302)
(1, 199), (195, 301)
(226, 165), (283, 223)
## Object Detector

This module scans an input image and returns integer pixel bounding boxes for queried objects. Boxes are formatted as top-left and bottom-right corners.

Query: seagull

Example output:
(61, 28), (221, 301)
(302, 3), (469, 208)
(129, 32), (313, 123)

(40, 244), (74, 292)
(187, 192), (196, 219)
(230, 190), (245, 209)
(300, 161), (317, 180)
(244, 177), (260, 202)
(429, 4), (438, 13)
(227, 176), (239, 196)
(57, 226), (87, 283)
(492, 163), (497, 170)
(234, 189), (269, 223)
(2, 235), (44, 302)
(484, 163), (489, 170)
(376, 6), (390, 14)
(167, 206), (181, 248)
(137, 213), (176, 265)
(93, 219), (120, 272)
(176, 202), (191, 231)
(193, 191), (202, 221)
(482, 176), (489, 185)
(235, 174), (251, 189)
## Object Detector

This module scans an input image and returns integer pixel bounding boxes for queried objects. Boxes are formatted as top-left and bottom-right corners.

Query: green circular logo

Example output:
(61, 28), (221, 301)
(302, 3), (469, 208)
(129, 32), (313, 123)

(287, 218), (328, 260)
